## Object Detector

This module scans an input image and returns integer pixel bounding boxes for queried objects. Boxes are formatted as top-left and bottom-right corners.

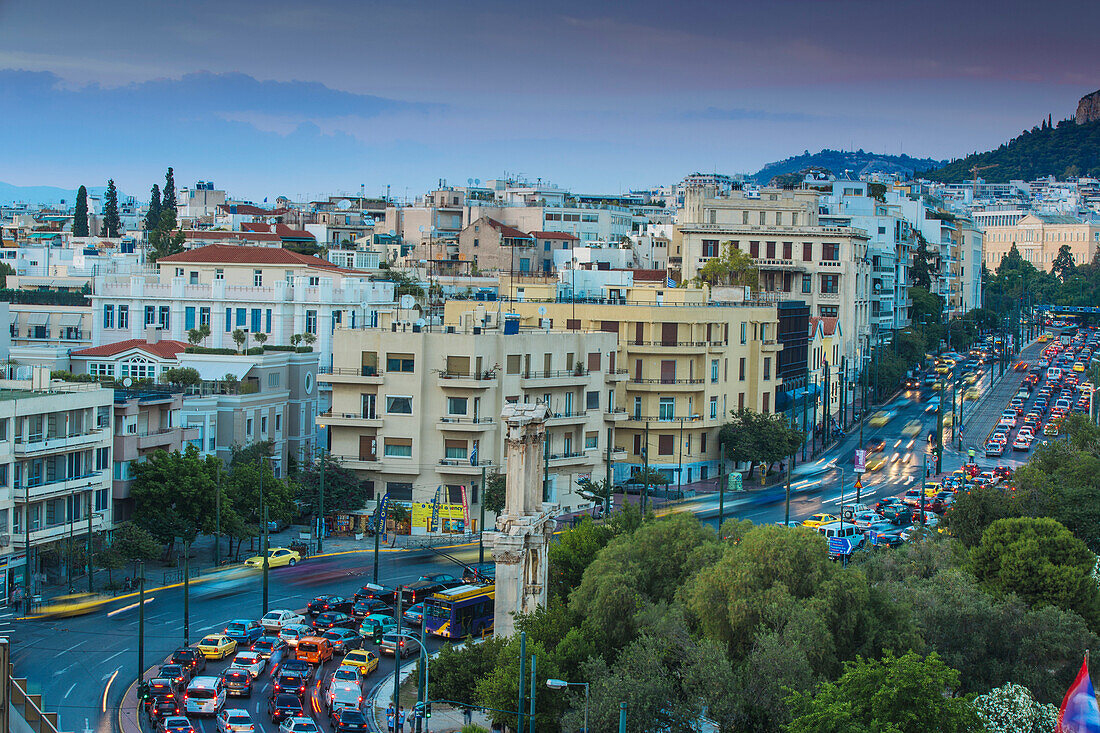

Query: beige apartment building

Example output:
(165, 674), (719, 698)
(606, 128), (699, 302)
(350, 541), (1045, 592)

(444, 284), (782, 487)
(981, 213), (1100, 271)
(319, 326), (618, 522)
(675, 186), (870, 363)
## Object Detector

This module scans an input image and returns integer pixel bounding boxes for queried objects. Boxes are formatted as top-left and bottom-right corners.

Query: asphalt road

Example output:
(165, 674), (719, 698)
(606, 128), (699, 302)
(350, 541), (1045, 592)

(8, 547), (485, 733)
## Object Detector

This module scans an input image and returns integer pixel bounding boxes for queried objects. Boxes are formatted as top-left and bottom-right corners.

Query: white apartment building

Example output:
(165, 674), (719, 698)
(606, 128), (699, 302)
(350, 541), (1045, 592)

(893, 194), (983, 317)
(320, 325), (619, 522)
(90, 245), (395, 369)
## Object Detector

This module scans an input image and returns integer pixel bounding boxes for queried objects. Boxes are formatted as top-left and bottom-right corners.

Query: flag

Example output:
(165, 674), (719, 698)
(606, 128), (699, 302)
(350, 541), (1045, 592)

(667, 277), (678, 288)
(470, 442), (478, 466)
(1058, 656), (1100, 733)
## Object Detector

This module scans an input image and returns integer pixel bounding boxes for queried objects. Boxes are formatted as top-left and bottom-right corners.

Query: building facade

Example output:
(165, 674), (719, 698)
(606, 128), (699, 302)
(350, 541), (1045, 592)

(981, 213), (1100, 272)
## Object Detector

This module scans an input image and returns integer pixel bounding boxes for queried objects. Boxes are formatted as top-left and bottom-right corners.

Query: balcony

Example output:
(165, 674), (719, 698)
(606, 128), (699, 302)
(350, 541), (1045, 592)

(545, 411), (590, 426)
(437, 371), (496, 389)
(604, 408), (628, 422)
(136, 427), (194, 451)
(318, 366), (384, 385)
(625, 340), (707, 354)
(318, 410), (384, 428)
(605, 369), (629, 383)
(20, 470), (107, 500)
(332, 454), (382, 471)
(15, 429), (105, 456)
(817, 260), (843, 269)
(437, 416), (495, 432)
(817, 291), (841, 302)
(627, 377), (705, 391)
(547, 451), (592, 467)
(754, 258), (804, 271)
(437, 458), (495, 475)
(623, 414), (704, 425)
(520, 368), (591, 388)
(761, 339), (781, 352)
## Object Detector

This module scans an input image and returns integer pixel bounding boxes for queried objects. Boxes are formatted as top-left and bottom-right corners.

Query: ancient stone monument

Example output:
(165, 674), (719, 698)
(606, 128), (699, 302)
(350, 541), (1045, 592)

(486, 402), (556, 637)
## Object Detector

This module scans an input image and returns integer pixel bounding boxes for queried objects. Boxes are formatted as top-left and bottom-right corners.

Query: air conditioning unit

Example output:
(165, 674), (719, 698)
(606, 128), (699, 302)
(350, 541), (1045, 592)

(0, 534), (11, 547)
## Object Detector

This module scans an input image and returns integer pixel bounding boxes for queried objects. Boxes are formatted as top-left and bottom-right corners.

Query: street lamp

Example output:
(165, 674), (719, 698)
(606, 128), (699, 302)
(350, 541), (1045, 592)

(546, 679), (589, 733)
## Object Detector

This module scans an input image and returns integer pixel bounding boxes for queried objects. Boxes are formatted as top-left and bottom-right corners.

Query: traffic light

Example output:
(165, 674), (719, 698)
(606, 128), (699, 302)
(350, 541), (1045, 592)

(372, 626), (383, 645)
(138, 682), (151, 701)
(425, 704), (432, 719)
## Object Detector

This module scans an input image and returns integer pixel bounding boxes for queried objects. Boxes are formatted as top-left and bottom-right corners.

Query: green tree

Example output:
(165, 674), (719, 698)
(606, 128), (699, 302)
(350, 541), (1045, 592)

(225, 457), (295, 553)
(161, 167), (177, 230)
(72, 185), (89, 237)
(0, 262), (15, 289)
(785, 651), (980, 733)
(93, 544), (125, 586)
(910, 232), (935, 290)
(574, 476), (612, 506)
(719, 409), (804, 478)
(100, 179), (121, 237)
(693, 242), (759, 288)
(129, 446), (220, 552)
(939, 483), (1034, 547)
(415, 636), (506, 708)
(296, 455), (371, 515)
(973, 683), (1059, 733)
(187, 328), (204, 346)
(162, 367), (201, 388)
(145, 183), (161, 231)
(970, 517), (1100, 628)
(547, 516), (615, 600)
(1052, 244), (1077, 282)
(148, 224), (184, 262)
(909, 284), (943, 326)
(483, 471), (505, 514)
(110, 521), (162, 570)
(230, 440), (275, 467)
(232, 329), (247, 352)
(253, 332), (267, 347)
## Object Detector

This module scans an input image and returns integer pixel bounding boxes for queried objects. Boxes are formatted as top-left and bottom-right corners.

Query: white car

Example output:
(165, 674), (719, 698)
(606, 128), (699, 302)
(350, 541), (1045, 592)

(228, 651), (266, 678)
(216, 709), (255, 733)
(278, 623), (314, 649)
(327, 665), (364, 696)
(261, 609), (306, 632)
(852, 511), (884, 529)
(279, 718), (320, 733)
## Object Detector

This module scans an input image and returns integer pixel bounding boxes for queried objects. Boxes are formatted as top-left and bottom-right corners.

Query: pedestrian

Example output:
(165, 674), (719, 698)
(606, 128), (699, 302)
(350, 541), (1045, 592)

(463, 706), (473, 725)
(397, 706), (406, 733)
(386, 704), (395, 733)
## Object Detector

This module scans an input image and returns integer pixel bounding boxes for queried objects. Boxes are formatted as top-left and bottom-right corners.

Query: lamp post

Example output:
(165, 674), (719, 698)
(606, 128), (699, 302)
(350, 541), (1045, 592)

(546, 679), (589, 733)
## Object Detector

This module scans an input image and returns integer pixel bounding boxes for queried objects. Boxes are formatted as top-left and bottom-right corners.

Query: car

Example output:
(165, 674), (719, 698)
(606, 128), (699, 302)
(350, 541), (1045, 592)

(245, 548), (301, 569)
(403, 603), (424, 627)
(866, 456), (887, 472)
(147, 678), (184, 700)
(353, 583), (394, 603)
(223, 620), (263, 646)
(380, 633), (418, 658)
(273, 659), (314, 682)
(296, 636), (333, 666)
(172, 647), (208, 675)
(272, 671), (309, 700)
(965, 387), (981, 400)
(902, 488), (924, 506)
(328, 665), (365, 694)
(880, 504), (913, 525)
(869, 411), (891, 427)
(852, 511), (884, 529)
(351, 598), (392, 618)
(157, 664), (191, 690)
(1013, 435), (1033, 451)
(279, 718), (320, 733)
(901, 419), (922, 437)
(978, 471), (1000, 486)
(341, 649), (379, 675)
(158, 716), (196, 733)
(229, 651), (266, 678)
(871, 528), (906, 548)
(865, 438), (887, 454)
(216, 710), (255, 733)
(307, 595), (353, 616)
(197, 635), (237, 660)
(358, 614), (398, 639)
(149, 696), (184, 724)
(322, 628), (363, 655)
(279, 624), (315, 649)
(261, 610), (307, 632)
(801, 513), (838, 528)
(1075, 362), (1086, 372)
(330, 708), (369, 733)
(993, 466), (1012, 480)
(185, 676), (225, 716)
(417, 573), (459, 584)
(220, 670), (253, 699)
(873, 496), (904, 513)
(252, 637), (288, 660)
(267, 693), (305, 724)
(314, 611), (357, 631)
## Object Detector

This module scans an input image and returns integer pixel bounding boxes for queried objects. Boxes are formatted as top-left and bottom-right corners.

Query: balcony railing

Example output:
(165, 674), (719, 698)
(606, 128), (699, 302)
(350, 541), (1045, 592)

(438, 458), (494, 467)
(628, 378), (705, 385)
(438, 417), (494, 424)
(547, 451), (585, 460)
(439, 370), (497, 380)
(626, 341), (711, 347)
(522, 368), (589, 379)
(319, 410), (379, 420)
(319, 366), (382, 377)
(625, 414), (704, 422)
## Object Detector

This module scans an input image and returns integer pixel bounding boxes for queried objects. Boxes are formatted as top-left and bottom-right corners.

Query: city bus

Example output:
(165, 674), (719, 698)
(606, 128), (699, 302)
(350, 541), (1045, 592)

(423, 584), (495, 639)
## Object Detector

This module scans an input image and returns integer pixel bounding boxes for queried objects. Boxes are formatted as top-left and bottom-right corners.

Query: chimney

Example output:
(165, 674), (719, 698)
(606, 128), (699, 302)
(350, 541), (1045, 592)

(145, 325), (161, 345)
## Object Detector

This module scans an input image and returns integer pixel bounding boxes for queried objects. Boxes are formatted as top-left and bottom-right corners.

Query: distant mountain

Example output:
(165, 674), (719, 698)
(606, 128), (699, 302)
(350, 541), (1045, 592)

(751, 149), (945, 185)
(925, 118), (1100, 183)
(0, 181), (109, 206)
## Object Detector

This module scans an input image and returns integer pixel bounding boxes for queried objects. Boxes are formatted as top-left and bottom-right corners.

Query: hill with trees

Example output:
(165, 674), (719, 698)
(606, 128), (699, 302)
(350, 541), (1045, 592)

(928, 117), (1100, 182)
(751, 149), (943, 185)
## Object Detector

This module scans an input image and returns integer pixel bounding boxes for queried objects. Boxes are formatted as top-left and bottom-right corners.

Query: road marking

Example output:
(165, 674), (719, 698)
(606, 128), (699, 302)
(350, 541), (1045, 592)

(64, 683), (76, 697)
(904, 476), (915, 485)
(53, 662), (76, 676)
(102, 668), (118, 713)
(194, 622), (222, 633)
(102, 650), (125, 664)
(55, 640), (86, 657)
(107, 596), (157, 617)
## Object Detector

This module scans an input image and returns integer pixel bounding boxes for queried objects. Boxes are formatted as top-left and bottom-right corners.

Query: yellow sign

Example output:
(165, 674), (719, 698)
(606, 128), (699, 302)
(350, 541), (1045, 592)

(854, 478), (863, 490)
(410, 502), (467, 531)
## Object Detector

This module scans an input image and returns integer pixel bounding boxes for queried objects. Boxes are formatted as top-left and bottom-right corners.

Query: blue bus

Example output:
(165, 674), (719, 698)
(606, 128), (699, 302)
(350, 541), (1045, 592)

(423, 584), (494, 639)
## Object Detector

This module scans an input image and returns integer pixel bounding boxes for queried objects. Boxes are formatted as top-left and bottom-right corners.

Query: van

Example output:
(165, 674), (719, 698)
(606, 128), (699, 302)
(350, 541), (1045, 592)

(816, 522), (863, 541)
(185, 676), (225, 716)
(296, 637), (333, 666)
(1048, 367), (1063, 382)
(327, 681), (363, 714)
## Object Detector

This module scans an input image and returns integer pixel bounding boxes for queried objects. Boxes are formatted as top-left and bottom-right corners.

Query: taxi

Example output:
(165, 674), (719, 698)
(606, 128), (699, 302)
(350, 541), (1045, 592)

(244, 547), (301, 569)
(866, 455), (887, 472)
(901, 419), (921, 437)
(965, 386), (981, 400)
(801, 513), (838, 528)
(1074, 362), (1086, 372)
(35, 592), (110, 618)
(196, 634), (237, 660)
(341, 649), (379, 675)
(869, 411), (891, 427)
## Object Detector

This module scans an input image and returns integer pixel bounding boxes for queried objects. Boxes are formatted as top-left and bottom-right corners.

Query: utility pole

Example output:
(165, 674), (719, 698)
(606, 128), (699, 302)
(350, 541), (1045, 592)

(393, 592), (403, 724)
(529, 655), (537, 729)
(86, 491), (93, 593)
(717, 444), (725, 530)
(262, 507), (269, 615)
(478, 465), (487, 564)
(183, 541), (190, 645)
(214, 462), (221, 566)
(517, 631), (527, 733)
(137, 562), (145, 686)
(839, 357), (847, 430)
(676, 418), (685, 500)
(373, 504), (381, 585)
(605, 429), (613, 515)
(543, 433), (550, 503)
(318, 449), (326, 554)
(935, 377), (945, 474)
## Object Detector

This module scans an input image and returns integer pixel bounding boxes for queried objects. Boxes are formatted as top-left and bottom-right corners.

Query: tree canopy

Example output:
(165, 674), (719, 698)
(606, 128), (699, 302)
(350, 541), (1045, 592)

(72, 185), (89, 237)
(100, 179), (121, 237)
(719, 408), (804, 477)
(693, 242), (758, 288)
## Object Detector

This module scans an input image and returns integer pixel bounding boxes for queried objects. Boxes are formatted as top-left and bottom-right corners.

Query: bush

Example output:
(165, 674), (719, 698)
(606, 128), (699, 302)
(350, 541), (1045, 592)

(184, 346), (238, 355)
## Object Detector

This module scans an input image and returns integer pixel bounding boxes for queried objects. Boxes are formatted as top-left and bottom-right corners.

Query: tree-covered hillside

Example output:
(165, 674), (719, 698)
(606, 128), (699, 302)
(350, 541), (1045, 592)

(752, 149), (943, 184)
(928, 118), (1100, 182)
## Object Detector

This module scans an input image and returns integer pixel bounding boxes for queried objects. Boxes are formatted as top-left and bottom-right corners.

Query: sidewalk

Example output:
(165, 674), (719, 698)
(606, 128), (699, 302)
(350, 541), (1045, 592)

(366, 649), (494, 733)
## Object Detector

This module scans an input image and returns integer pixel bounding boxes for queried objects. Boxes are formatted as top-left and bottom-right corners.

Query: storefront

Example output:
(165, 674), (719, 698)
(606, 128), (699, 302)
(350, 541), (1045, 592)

(0, 553), (28, 604)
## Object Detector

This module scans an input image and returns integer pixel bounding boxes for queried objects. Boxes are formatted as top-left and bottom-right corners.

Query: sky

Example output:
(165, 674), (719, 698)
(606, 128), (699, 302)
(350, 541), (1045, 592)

(0, 0), (1098, 202)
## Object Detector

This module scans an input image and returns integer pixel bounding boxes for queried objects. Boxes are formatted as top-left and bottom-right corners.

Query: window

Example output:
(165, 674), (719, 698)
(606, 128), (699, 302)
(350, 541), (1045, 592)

(189, 271), (199, 285)
(275, 413), (282, 432)
(118, 305), (128, 329)
(265, 309), (272, 333)
(0, 419), (7, 441)
(103, 305), (114, 329)
(822, 243), (840, 261)
(236, 308), (246, 327)
(225, 308), (232, 332)
(386, 355), (414, 372)
(199, 307), (210, 328)
(633, 396), (642, 419)
(710, 396), (718, 419)
(267, 372), (280, 388)
(386, 396), (413, 414)
(820, 274), (839, 293)
(658, 435), (674, 455)
(802, 274), (812, 293)
(185, 306), (196, 330)
(586, 391), (599, 410)
(215, 268), (224, 280)
(95, 488), (109, 512)
(447, 397), (467, 415)
(246, 417), (253, 437)
(740, 323), (747, 344)
(253, 269), (263, 287)
(384, 438), (412, 458)
(762, 393), (770, 413)
(711, 359), (719, 383)
(739, 358), (746, 381)
(818, 306), (839, 318)
(308, 276), (320, 286)
(251, 308), (261, 333)
(702, 239), (718, 258)
(749, 241), (759, 258)
(802, 242), (812, 261)
(659, 397), (674, 421)
(145, 306), (155, 326)
(764, 357), (771, 380)
(444, 439), (467, 460)
(158, 306), (170, 329)
(585, 432), (598, 449)
(175, 268), (184, 277)
(306, 310), (318, 334)
(783, 242), (792, 259)
(766, 241), (775, 259)
(261, 416), (268, 434)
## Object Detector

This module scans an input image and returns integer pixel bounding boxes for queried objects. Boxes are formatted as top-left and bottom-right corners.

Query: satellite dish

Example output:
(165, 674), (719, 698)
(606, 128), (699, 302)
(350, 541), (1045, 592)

(123, 377), (133, 387)
(388, 230), (396, 237)
(538, 306), (547, 315)
(337, 199), (353, 210)
(418, 225), (426, 233)
(400, 294), (416, 309)
(467, 178), (473, 185)
(415, 318), (427, 329)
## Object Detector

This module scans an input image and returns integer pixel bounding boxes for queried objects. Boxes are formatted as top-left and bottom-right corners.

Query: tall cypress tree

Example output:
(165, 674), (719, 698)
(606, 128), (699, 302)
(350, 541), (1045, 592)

(160, 167), (177, 231)
(72, 185), (89, 237)
(100, 179), (121, 238)
(145, 184), (161, 231)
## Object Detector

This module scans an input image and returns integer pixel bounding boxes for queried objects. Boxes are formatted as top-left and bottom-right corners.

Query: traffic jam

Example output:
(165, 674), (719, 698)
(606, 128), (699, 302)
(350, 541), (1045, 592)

(139, 568), (495, 733)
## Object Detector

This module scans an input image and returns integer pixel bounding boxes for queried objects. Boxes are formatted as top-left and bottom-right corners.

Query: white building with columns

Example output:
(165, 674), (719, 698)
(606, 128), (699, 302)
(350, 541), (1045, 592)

(89, 245), (395, 368)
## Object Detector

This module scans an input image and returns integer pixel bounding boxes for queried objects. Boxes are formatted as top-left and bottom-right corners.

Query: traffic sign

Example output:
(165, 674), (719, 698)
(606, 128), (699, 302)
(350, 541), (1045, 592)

(854, 449), (866, 473)
(854, 478), (863, 491)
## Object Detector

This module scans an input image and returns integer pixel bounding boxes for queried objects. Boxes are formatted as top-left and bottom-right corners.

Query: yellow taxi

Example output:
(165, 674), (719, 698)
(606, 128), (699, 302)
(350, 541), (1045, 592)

(965, 386), (981, 400)
(943, 412), (954, 427)
(196, 634), (237, 660)
(1074, 362), (1086, 372)
(869, 411), (891, 427)
(244, 547), (301, 568)
(1038, 333), (1051, 342)
(801, 513), (838, 528)
(866, 456), (887, 471)
(934, 364), (950, 375)
(964, 372), (979, 385)
(923, 481), (941, 497)
(901, 419), (922, 437)
(931, 380), (943, 390)
(342, 649), (380, 674)
(35, 593), (109, 618)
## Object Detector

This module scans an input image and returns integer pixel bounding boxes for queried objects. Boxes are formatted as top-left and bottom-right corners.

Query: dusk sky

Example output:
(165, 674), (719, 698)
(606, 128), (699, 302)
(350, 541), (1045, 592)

(1, 0), (1098, 202)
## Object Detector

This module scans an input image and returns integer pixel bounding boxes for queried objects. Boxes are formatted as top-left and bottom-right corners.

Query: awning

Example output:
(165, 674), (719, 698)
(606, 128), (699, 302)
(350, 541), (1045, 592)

(59, 313), (82, 328)
(27, 313), (49, 326)
(189, 360), (257, 382)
